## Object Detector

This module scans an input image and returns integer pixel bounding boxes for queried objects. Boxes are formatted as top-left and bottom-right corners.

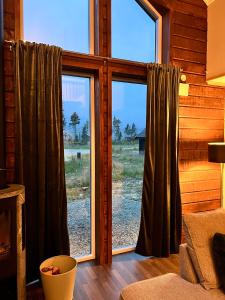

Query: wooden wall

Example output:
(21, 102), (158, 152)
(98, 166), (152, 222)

(166, 0), (225, 213)
(2, 0), (225, 263)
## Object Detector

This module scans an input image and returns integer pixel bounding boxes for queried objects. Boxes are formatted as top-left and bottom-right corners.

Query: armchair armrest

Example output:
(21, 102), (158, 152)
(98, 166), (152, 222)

(179, 243), (199, 284)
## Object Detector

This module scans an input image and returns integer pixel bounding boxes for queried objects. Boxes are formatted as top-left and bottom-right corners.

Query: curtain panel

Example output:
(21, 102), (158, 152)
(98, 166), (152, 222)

(15, 41), (69, 282)
(136, 63), (181, 257)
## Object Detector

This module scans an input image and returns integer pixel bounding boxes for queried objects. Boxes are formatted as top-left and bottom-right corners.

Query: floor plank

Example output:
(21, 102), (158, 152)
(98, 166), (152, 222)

(27, 252), (179, 300)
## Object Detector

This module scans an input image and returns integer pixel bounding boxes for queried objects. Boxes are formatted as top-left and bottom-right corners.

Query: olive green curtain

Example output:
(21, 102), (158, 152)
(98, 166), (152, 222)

(15, 41), (69, 282)
(135, 63), (181, 257)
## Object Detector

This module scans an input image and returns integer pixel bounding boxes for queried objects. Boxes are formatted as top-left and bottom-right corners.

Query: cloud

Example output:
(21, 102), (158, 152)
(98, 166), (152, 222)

(62, 76), (88, 107)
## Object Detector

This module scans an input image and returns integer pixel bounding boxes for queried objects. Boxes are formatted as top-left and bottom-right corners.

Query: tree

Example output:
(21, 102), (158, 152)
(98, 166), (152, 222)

(70, 112), (80, 142)
(124, 124), (131, 139)
(130, 123), (137, 140)
(113, 116), (122, 142)
(62, 109), (66, 129)
(81, 121), (89, 144)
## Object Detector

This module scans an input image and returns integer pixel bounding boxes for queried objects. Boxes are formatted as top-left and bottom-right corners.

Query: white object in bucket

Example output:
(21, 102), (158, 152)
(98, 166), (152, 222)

(40, 255), (77, 300)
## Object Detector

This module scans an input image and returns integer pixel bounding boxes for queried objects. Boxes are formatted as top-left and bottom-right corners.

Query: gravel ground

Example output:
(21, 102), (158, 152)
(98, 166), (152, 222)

(67, 179), (142, 257)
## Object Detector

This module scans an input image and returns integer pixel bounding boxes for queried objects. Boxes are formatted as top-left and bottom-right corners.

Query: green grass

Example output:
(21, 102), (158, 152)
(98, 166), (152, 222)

(65, 142), (144, 200)
(112, 153), (144, 181)
(64, 143), (89, 150)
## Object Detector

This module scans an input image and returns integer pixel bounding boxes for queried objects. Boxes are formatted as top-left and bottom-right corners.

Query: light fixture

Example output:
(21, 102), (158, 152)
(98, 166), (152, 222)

(208, 142), (225, 207)
(179, 74), (189, 96)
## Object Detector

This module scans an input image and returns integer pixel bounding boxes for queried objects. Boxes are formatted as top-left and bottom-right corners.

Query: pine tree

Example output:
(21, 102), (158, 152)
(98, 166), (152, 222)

(113, 116), (122, 142)
(70, 112), (80, 142)
(130, 123), (137, 140)
(124, 124), (130, 139)
(81, 121), (89, 144)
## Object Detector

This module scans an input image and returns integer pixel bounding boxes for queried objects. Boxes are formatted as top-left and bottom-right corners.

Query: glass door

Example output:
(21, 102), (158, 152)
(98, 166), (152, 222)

(112, 80), (147, 253)
(62, 75), (95, 261)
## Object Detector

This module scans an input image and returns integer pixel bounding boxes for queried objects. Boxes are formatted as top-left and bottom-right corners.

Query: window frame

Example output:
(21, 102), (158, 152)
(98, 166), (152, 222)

(62, 71), (96, 262)
(111, 77), (146, 255)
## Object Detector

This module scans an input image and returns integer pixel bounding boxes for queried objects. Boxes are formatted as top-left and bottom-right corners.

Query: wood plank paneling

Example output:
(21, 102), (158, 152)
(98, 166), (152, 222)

(189, 84), (225, 97)
(179, 96), (224, 109)
(171, 35), (207, 53)
(172, 0), (207, 18)
(173, 59), (206, 75)
(172, 24), (206, 42)
(182, 190), (220, 204)
(180, 169), (220, 183)
(179, 0), (206, 8)
(179, 118), (224, 130)
(172, 48), (206, 64)
(179, 160), (219, 171)
(173, 12), (207, 31)
(182, 200), (221, 214)
(179, 107), (224, 119)
(180, 129), (223, 141)
(180, 179), (220, 193)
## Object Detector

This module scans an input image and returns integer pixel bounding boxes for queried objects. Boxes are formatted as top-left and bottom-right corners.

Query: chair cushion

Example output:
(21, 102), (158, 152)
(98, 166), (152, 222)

(183, 208), (225, 290)
(179, 243), (199, 284)
(209, 288), (225, 299)
(212, 233), (225, 293)
(120, 273), (212, 300)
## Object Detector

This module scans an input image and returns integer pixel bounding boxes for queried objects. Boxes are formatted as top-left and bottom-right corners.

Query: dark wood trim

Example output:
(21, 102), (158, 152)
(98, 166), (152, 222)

(15, 0), (22, 40)
(63, 51), (148, 79)
(63, 51), (104, 71)
(106, 68), (112, 263)
(62, 50), (149, 266)
(0, 0), (5, 168)
(97, 0), (111, 57)
(163, 10), (171, 64)
(94, 68), (102, 263)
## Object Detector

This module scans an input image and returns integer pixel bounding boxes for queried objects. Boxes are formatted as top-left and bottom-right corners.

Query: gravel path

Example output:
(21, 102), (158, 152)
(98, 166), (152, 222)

(67, 179), (142, 257)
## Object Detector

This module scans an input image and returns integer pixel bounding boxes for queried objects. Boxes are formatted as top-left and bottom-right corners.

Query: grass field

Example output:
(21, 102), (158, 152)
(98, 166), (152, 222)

(65, 141), (144, 201)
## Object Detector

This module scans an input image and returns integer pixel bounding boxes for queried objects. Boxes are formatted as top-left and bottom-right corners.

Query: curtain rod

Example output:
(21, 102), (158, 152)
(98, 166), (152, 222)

(3, 40), (185, 74)
(4, 40), (15, 44)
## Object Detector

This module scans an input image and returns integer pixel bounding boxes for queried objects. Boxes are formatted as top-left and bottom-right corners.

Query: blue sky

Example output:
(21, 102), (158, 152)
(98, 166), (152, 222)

(62, 77), (147, 134)
(24, 0), (155, 135)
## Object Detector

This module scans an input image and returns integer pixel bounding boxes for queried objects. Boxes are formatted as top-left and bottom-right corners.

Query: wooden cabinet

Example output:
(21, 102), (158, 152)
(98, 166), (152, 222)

(0, 184), (26, 300)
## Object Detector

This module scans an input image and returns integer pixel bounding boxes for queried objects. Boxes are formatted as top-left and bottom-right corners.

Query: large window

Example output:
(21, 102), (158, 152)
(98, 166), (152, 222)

(62, 75), (95, 260)
(22, 0), (162, 262)
(112, 0), (161, 62)
(23, 0), (92, 53)
(112, 81), (147, 251)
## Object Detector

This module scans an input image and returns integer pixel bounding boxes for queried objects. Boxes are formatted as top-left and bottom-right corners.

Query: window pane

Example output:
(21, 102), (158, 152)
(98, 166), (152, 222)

(62, 76), (91, 257)
(112, 0), (156, 62)
(24, 0), (89, 53)
(112, 81), (146, 250)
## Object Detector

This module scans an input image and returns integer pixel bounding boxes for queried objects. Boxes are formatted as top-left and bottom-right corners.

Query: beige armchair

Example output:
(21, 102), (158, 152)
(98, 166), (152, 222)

(120, 209), (225, 299)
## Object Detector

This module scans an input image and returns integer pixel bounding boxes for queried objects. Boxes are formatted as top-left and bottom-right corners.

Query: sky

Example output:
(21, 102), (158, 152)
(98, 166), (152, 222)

(24, 0), (155, 135)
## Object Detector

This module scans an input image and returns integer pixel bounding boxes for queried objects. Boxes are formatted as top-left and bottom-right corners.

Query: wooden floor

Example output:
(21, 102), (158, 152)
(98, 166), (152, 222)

(27, 252), (179, 300)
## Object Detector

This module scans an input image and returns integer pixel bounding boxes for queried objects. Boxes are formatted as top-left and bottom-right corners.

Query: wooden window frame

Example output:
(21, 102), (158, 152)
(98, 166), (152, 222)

(16, 0), (169, 264)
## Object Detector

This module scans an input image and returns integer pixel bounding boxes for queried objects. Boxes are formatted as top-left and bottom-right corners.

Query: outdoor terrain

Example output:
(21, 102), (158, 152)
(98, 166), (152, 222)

(65, 142), (144, 257)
